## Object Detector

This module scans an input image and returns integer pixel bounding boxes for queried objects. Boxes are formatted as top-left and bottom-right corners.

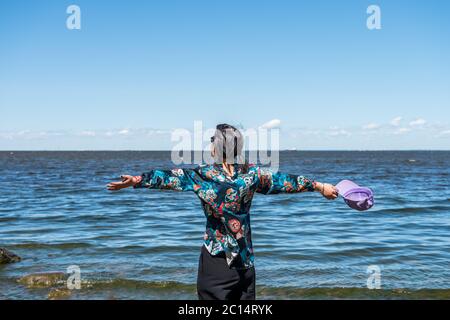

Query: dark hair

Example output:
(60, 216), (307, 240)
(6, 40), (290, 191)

(211, 123), (248, 172)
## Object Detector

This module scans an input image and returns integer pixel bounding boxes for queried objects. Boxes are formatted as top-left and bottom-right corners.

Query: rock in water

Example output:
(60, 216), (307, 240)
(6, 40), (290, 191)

(18, 272), (66, 288)
(0, 247), (21, 264)
(48, 288), (72, 300)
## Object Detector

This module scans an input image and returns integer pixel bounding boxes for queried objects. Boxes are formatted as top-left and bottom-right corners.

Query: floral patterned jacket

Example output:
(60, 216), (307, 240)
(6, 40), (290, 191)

(134, 163), (316, 269)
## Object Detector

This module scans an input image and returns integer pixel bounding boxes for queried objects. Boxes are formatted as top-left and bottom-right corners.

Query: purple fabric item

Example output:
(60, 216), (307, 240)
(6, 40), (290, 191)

(335, 180), (374, 211)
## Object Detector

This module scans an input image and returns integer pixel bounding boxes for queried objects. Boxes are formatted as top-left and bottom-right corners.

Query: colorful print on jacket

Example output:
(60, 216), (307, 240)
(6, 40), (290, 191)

(134, 163), (316, 269)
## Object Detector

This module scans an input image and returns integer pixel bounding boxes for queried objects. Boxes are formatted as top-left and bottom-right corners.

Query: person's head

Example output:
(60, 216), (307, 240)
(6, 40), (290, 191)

(210, 124), (244, 164)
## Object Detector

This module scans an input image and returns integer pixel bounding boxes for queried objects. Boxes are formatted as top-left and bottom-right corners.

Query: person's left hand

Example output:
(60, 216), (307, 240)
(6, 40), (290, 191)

(321, 183), (339, 200)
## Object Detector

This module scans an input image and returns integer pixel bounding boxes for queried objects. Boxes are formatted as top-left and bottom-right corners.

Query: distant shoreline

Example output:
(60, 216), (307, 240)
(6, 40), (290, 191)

(1, 150), (450, 152)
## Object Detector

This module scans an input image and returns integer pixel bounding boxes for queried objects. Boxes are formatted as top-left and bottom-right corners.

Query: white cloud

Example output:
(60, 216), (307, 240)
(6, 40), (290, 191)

(118, 129), (130, 135)
(0, 133), (13, 140)
(3, 122), (448, 150)
(329, 129), (351, 137)
(1, 128), (172, 140)
(390, 116), (402, 126)
(437, 130), (450, 137)
(394, 127), (411, 135)
(79, 131), (96, 137)
(409, 118), (426, 127)
(0, 130), (66, 140)
(303, 129), (321, 136)
(363, 123), (381, 130)
(259, 119), (281, 129)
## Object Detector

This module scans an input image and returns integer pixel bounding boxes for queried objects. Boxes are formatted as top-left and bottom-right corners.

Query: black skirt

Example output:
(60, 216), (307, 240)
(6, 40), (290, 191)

(196, 245), (256, 300)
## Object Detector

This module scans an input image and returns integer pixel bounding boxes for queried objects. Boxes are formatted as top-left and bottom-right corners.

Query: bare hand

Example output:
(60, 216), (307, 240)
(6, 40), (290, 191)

(317, 183), (339, 200)
(107, 175), (138, 191)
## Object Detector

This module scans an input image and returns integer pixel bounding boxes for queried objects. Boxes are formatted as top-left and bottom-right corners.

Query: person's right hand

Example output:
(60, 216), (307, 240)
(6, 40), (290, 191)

(107, 175), (139, 191)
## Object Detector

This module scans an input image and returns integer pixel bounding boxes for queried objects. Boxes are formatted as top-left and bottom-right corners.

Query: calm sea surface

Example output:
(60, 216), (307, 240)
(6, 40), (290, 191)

(0, 151), (449, 299)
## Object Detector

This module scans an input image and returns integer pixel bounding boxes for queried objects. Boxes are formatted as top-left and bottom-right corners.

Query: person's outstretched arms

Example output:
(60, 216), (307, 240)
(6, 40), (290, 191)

(255, 167), (338, 200)
(107, 169), (196, 191)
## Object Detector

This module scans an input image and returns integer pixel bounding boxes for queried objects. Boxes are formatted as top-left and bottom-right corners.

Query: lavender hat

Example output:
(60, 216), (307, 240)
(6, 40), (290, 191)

(335, 180), (374, 211)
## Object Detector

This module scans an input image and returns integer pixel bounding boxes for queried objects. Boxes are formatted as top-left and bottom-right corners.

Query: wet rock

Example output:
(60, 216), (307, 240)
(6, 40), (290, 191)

(18, 272), (66, 288)
(48, 288), (72, 300)
(0, 247), (21, 264)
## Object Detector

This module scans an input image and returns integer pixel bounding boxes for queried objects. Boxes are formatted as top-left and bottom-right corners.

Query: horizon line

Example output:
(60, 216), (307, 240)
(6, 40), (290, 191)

(1, 149), (450, 152)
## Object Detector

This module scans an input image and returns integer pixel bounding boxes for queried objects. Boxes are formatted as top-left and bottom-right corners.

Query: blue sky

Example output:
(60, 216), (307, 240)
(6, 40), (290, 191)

(1, 0), (449, 150)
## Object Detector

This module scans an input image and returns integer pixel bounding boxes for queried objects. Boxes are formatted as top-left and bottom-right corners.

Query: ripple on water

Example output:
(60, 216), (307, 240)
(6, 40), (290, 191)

(1, 151), (450, 299)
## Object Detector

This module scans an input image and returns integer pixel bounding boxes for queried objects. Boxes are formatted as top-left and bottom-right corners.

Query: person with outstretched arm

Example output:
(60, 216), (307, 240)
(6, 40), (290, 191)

(107, 124), (338, 300)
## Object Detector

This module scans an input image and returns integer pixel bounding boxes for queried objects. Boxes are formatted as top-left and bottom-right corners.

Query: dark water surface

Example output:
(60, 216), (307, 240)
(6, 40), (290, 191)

(0, 151), (449, 299)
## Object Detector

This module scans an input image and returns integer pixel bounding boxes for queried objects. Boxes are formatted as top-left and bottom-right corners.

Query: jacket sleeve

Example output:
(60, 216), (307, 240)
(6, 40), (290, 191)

(134, 168), (197, 191)
(255, 167), (316, 195)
